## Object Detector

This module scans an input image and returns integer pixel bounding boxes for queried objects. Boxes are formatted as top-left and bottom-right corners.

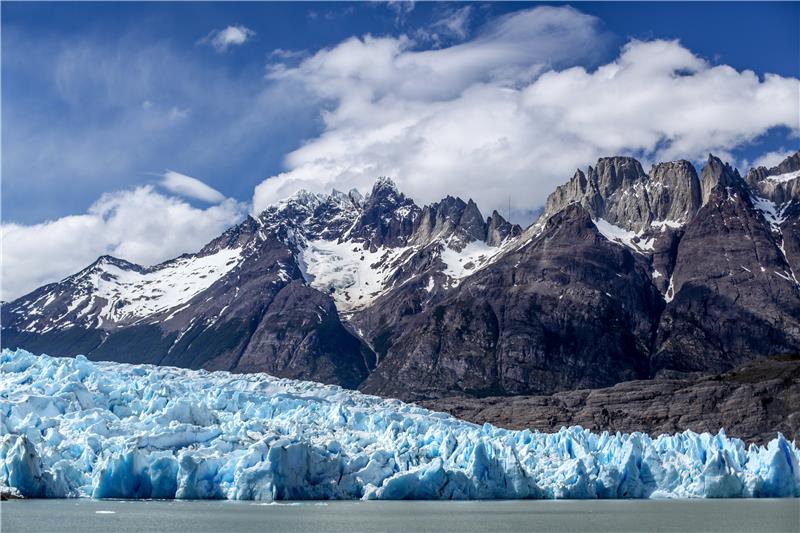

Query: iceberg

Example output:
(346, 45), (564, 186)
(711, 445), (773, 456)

(1, 349), (798, 500)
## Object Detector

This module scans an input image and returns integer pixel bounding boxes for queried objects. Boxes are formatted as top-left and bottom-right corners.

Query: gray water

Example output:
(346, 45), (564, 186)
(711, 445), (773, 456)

(1, 499), (798, 533)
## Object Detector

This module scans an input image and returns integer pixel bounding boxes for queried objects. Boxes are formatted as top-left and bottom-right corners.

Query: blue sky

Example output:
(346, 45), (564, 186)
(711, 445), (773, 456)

(2, 2), (798, 299)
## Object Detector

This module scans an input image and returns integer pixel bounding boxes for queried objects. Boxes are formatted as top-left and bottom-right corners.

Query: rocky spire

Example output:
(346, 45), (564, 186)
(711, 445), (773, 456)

(700, 154), (743, 205)
(485, 210), (521, 246)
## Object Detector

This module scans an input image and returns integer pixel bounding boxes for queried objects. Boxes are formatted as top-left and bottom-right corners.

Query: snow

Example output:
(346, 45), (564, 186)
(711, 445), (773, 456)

(650, 219), (684, 231)
(665, 275), (676, 303)
(594, 219), (654, 253)
(2, 349), (798, 501)
(440, 240), (502, 283)
(298, 239), (410, 312)
(766, 170), (800, 184)
(425, 276), (436, 293)
(751, 195), (788, 233)
(31, 248), (243, 330)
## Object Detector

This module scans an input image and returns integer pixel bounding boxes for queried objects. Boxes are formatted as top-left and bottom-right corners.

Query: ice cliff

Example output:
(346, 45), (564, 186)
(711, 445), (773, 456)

(1, 349), (798, 500)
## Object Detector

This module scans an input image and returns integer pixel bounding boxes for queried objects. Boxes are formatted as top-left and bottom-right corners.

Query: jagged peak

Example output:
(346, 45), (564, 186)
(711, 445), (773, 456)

(348, 188), (364, 207)
(368, 176), (399, 196)
(700, 154), (745, 205)
(746, 151), (800, 183)
(286, 188), (326, 207)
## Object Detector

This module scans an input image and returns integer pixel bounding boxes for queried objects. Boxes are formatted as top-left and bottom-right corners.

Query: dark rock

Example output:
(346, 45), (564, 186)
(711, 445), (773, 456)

(422, 357), (800, 445)
(359, 203), (663, 400)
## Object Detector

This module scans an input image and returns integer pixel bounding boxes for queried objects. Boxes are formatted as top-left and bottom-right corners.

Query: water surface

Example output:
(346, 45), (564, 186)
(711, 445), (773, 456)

(2, 499), (798, 533)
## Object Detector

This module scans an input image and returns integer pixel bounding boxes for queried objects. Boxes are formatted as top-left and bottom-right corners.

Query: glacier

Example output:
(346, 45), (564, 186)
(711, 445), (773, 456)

(1, 349), (798, 500)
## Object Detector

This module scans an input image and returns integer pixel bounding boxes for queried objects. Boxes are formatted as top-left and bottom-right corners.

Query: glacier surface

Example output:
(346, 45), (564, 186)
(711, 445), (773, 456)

(1, 349), (798, 500)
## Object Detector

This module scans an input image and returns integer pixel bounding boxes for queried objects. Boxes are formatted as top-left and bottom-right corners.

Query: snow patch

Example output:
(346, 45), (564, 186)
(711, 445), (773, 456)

(650, 219), (684, 230)
(440, 240), (502, 283)
(766, 170), (800, 184)
(594, 219), (654, 253)
(299, 239), (410, 312)
(751, 195), (788, 232)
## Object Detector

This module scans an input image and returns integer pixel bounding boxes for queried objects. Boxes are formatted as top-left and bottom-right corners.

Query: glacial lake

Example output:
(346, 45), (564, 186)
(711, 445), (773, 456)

(1, 499), (798, 533)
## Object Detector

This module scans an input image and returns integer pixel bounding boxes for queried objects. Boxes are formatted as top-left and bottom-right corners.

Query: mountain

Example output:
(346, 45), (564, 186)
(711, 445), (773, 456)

(3, 152), (800, 403)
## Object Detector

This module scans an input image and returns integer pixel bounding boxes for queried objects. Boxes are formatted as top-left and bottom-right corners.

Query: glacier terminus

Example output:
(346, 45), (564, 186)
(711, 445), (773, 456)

(1, 349), (797, 501)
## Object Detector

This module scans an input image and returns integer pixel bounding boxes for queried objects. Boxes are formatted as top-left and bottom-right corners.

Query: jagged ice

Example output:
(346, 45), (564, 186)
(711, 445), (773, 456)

(1, 349), (798, 500)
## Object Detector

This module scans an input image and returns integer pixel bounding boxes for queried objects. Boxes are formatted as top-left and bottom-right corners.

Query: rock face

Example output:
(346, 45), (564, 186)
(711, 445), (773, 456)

(360, 204), (662, 400)
(652, 176), (800, 374)
(543, 156), (701, 232)
(3, 151), (800, 417)
(423, 357), (800, 445)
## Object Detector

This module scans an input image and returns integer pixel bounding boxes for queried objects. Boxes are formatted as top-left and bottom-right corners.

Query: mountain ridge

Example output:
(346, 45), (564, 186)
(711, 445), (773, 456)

(3, 151), (800, 402)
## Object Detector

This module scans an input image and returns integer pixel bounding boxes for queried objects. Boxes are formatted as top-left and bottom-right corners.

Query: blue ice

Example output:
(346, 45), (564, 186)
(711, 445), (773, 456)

(1, 349), (797, 500)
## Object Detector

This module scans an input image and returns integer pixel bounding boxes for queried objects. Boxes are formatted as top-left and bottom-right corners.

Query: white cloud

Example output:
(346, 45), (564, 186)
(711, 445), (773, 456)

(161, 170), (226, 203)
(386, 1), (415, 24)
(201, 25), (256, 53)
(1, 187), (245, 300)
(270, 48), (306, 60)
(429, 6), (473, 42)
(748, 149), (797, 171)
(253, 7), (799, 220)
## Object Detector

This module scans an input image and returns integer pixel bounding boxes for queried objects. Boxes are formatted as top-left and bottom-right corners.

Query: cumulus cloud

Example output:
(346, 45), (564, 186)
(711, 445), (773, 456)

(201, 25), (256, 53)
(253, 6), (800, 220)
(1, 187), (245, 300)
(161, 170), (226, 203)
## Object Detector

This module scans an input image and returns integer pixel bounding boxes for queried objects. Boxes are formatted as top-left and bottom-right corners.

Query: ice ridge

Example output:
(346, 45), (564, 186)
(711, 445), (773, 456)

(1, 349), (798, 500)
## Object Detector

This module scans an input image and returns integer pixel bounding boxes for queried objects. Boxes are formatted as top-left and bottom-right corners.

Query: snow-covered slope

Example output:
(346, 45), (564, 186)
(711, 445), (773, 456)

(7, 248), (244, 332)
(78, 248), (243, 324)
(298, 239), (413, 312)
(2, 350), (798, 500)
(767, 169), (800, 184)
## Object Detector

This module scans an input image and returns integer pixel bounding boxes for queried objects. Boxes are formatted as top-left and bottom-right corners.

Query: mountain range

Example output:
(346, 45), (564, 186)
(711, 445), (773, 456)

(3, 151), (799, 414)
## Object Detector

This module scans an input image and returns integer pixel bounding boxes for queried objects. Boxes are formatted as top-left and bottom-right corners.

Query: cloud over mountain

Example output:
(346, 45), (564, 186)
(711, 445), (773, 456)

(254, 7), (799, 219)
(1, 187), (245, 300)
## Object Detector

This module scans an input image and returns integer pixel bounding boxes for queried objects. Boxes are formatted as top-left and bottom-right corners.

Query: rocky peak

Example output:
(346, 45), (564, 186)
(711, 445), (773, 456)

(543, 169), (598, 222)
(746, 151), (800, 205)
(747, 152), (800, 183)
(460, 200), (486, 242)
(648, 160), (701, 223)
(349, 178), (420, 250)
(542, 156), (697, 234)
(347, 188), (365, 207)
(486, 210), (521, 246)
(700, 154), (744, 205)
(412, 196), (488, 250)
(365, 177), (401, 203)
(590, 156), (648, 198)
(545, 202), (596, 239)
(77, 255), (144, 277)
(199, 216), (260, 256)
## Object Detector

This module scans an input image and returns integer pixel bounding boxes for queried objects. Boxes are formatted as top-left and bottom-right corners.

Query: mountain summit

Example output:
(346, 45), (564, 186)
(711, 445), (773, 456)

(3, 152), (800, 400)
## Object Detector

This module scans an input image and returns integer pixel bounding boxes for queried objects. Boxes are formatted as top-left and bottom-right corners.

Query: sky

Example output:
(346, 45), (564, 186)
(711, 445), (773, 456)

(2, 1), (799, 300)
